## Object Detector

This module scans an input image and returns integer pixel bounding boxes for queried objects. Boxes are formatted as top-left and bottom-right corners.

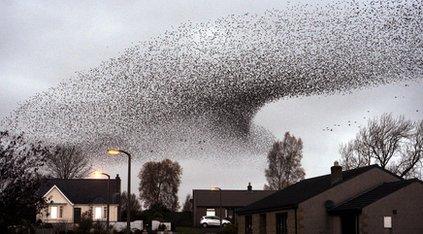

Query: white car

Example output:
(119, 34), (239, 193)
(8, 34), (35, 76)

(200, 216), (231, 228)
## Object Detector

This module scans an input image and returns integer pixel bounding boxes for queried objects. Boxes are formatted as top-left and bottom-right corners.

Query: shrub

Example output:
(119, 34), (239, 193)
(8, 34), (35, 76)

(222, 224), (237, 234)
(76, 210), (93, 233)
(157, 223), (167, 231)
(93, 221), (108, 234)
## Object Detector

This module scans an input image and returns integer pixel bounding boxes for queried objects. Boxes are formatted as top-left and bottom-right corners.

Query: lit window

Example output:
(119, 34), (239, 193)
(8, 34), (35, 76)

(94, 207), (102, 220)
(206, 208), (215, 216)
(50, 206), (58, 219)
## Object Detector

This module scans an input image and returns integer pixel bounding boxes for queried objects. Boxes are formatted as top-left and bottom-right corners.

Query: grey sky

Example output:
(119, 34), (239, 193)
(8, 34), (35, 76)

(1, 0), (422, 205)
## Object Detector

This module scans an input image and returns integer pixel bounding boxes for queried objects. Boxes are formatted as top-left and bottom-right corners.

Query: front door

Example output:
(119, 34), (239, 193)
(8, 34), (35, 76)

(259, 213), (267, 234)
(73, 208), (82, 223)
(341, 214), (357, 234)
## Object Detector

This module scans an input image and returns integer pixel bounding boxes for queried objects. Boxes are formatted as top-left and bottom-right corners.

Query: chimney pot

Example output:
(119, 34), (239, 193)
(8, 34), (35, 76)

(115, 174), (121, 194)
(330, 161), (343, 185)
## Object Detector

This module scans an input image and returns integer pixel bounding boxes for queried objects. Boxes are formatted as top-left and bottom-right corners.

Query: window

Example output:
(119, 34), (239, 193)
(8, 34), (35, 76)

(103, 207), (107, 219)
(50, 206), (58, 219)
(259, 214), (267, 234)
(206, 208), (215, 216)
(276, 213), (288, 234)
(94, 207), (102, 220)
(227, 209), (233, 219)
(59, 206), (63, 218)
(245, 215), (253, 234)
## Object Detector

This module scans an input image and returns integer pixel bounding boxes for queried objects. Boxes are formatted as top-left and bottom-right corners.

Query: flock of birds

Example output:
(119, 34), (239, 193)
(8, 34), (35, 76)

(2, 0), (423, 161)
(322, 82), (422, 133)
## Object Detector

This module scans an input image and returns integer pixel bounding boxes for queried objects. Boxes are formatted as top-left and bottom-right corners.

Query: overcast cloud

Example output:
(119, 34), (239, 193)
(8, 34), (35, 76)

(1, 0), (422, 204)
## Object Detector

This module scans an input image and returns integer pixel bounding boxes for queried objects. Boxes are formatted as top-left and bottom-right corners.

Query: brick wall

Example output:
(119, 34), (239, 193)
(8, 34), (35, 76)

(237, 168), (403, 234)
(361, 182), (423, 234)
(237, 209), (296, 234)
(299, 168), (399, 234)
(238, 215), (245, 234)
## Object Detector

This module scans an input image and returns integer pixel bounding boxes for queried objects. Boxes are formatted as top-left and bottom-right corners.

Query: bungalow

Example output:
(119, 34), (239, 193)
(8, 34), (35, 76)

(37, 175), (121, 224)
(237, 162), (423, 234)
(192, 183), (275, 227)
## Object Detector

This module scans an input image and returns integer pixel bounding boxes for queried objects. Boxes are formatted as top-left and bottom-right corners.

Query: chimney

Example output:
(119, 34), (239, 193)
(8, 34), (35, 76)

(247, 182), (252, 191)
(115, 174), (121, 194)
(330, 161), (343, 185)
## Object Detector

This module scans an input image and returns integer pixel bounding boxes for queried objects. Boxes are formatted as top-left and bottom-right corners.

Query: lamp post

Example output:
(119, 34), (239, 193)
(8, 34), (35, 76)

(107, 148), (132, 234)
(211, 187), (222, 233)
(94, 171), (111, 230)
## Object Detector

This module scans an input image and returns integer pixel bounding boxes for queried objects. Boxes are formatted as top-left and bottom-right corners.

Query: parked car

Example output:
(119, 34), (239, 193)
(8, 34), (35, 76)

(200, 216), (231, 228)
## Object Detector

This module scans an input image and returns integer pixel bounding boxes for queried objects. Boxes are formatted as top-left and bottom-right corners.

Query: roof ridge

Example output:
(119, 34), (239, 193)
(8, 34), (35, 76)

(194, 189), (273, 192)
(297, 164), (378, 182)
(47, 178), (118, 181)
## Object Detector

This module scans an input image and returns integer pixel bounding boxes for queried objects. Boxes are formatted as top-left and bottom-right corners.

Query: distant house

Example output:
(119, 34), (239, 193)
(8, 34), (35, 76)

(37, 175), (121, 224)
(237, 163), (423, 234)
(192, 183), (275, 227)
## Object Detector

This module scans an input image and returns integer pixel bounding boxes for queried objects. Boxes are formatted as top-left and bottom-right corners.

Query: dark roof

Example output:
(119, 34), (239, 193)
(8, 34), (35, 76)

(39, 178), (121, 204)
(329, 179), (420, 214)
(193, 189), (275, 208)
(237, 165), (383, 214)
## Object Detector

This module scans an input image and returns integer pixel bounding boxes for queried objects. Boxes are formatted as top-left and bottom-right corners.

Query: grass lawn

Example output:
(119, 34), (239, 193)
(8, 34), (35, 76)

(175, 227), (201, 234)
(175, 226), (220, 234)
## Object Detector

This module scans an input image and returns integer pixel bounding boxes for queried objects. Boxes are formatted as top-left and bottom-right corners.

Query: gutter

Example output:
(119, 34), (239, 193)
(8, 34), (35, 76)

(237, 204), (298, 215)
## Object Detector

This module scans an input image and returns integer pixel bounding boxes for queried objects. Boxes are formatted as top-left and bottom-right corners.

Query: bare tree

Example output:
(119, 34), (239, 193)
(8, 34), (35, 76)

(138, 159), (182, 211)
(264, 132), (305, 190)
(120, 192), (142, 221)
(339, 139), (371, 170)
(340, 113), (422, 179)
(391, 119), (423, 178)
(45, 145), (91, 179)
(182, 194), (192, 212)
(0, 131), (47, 231)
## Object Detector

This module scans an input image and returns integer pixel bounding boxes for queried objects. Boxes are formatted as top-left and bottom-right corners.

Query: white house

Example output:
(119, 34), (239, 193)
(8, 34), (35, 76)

(37, 175), (121, 223)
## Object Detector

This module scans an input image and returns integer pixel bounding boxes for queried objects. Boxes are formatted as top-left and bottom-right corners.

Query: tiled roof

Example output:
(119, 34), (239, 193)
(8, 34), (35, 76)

(39, 178), (121, 204)
(193, 189), (275, 208)
(329, 179), (420, 214)
(237, 165), (381, 214)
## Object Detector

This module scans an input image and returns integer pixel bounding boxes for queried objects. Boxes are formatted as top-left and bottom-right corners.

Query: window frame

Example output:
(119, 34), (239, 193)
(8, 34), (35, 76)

(276, 212), (288, 234)
(103, 207), (107, 219)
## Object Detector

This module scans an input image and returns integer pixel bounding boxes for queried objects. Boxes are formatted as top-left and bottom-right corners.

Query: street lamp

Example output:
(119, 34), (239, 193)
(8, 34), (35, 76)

(107, 148), (132, 234)
(93, 171), (111, 230)
(211, 186), (222, 233)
